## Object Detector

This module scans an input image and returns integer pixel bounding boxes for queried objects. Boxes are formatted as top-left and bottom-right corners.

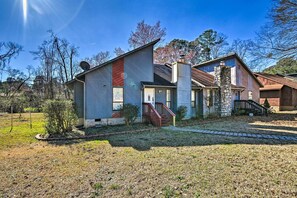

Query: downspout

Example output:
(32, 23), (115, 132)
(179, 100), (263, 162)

(140, 89), (143, 122)
(75, 77), (86, 127)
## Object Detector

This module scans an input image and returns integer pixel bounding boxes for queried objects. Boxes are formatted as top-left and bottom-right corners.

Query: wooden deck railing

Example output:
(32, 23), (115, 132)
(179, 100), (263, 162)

(155, 102), (176, 126)
(142, 103), (162, 127)
(234, 100), (268, 116)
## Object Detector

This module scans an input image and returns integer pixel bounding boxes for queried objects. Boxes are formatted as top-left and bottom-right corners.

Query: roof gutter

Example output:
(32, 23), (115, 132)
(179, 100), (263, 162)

(191, 78), (206, 87)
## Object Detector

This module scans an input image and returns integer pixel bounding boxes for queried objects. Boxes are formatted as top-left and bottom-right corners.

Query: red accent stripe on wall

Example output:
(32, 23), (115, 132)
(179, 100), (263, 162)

(112, 58), (124, 86)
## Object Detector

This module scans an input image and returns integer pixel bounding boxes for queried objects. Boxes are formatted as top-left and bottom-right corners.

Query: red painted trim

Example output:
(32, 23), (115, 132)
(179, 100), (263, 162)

(112, 58), (124, 86)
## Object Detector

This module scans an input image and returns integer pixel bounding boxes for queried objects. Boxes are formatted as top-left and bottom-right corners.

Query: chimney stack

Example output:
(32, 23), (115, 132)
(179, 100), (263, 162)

(214, 61), (232, 117)
(171, 56), (192, 119)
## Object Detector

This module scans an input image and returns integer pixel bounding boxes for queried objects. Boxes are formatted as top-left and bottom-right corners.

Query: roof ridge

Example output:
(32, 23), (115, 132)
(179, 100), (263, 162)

(74, 38), (160, 78)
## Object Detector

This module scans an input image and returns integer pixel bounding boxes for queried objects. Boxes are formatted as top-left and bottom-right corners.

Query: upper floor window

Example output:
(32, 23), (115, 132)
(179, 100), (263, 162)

(113, 87), (123, 110)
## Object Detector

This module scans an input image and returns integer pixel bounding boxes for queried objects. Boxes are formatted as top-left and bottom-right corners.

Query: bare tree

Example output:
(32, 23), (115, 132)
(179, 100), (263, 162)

(227, 39), (254, 61)
(252, 0), (297, 69)
(0, 42), (22, 79)
(85, 51), (111, 67)
(114, 47), (125, 56)
(31, 30), (79, 99)
(128, 20), (166, 49)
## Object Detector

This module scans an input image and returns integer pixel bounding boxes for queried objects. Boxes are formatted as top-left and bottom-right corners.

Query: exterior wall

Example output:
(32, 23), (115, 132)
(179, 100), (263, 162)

(260, 90), (281, 111)
(279, 86), (296, 110)
(231, 90), (240, 109)
(85, 64), (113, 121)
(236, 60), (260, 102)
(124, 46), (154, 116)
(197, 89), (204, 117)
(155, 88), (167, 105)
(198, 58), (237, 85)
(202, 88), (216, 117)
(292, 89), (297, 107)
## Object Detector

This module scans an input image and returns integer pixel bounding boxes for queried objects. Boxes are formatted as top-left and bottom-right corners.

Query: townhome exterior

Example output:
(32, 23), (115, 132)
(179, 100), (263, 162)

(67, 41), (259, 128)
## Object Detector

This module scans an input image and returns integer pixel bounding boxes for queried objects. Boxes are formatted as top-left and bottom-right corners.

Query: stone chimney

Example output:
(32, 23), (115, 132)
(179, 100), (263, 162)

(172, 55), (192, 119)
(214, 61), (232, 117)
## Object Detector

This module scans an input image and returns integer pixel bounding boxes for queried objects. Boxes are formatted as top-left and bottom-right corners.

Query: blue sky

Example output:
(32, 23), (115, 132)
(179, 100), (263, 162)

(0, 0), (272, 73)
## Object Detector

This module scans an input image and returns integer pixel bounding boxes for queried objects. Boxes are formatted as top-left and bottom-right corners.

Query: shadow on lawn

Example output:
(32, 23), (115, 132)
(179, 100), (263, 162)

(48, 129), (297, 151)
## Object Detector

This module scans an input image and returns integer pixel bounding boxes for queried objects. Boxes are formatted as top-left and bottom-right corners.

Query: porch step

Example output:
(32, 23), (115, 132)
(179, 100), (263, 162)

(161, 114), (170, 126)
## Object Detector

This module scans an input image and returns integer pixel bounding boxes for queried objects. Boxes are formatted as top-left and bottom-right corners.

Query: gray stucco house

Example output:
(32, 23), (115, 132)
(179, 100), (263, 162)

(67, 39), (256, 128)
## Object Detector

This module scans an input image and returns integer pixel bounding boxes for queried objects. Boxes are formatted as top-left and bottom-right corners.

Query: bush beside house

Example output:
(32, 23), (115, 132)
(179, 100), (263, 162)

(43, 100), (77, 135)
(120, 103), (139, 126)
(176, 106), (187, 121)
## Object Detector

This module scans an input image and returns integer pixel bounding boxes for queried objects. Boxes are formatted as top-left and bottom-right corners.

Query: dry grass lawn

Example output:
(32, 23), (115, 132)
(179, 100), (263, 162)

(185, 111), (297, 136)
(0, 113), (296, 197)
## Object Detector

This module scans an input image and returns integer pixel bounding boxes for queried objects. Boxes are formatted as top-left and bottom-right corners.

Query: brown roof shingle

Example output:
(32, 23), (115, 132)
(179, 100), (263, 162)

(255, 73), (297, 90)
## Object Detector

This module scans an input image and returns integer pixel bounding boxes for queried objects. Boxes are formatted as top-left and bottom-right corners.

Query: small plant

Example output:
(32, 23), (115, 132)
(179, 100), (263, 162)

(92, 183), (103, 197)
(162, 186), (179, 198)
(176, 175), (185, 181)
(43, 100), (78, 135)
(93, 183), (103, 190)
(176, 105), (187, 121)
(110, 184), (120, 190)
(126, 187), (133, 196)
(120, 103), (139, 126)
(263, 98), (271, 108)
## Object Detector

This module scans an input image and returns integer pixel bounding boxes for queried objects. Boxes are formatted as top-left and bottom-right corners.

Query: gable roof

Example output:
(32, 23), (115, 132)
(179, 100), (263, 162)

(194, 53), (263, 87)
(254, 73), (297, 90)
(74, 38), (160, 78)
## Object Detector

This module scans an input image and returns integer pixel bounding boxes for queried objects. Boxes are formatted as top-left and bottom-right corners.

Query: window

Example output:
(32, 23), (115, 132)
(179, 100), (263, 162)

(207, 89), (213, 107)
(191, 90), (196, 108)
(113, 87), (123, 110)
(248, 91), (253, 100)
(166, 89), (171, 108)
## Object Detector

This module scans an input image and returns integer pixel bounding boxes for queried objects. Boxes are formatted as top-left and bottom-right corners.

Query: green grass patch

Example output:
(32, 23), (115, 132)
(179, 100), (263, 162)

(0, 113), (45, 149)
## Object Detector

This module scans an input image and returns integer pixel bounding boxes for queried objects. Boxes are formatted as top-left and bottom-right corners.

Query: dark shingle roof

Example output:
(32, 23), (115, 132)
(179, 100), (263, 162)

(141, 74), (175, 87)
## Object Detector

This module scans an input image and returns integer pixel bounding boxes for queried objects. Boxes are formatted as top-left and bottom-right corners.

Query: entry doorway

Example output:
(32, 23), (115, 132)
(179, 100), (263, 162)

(144, 88), (155, 107)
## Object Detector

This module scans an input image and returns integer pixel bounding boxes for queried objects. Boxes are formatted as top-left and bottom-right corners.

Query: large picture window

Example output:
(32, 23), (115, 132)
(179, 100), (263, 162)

(113, 87), (123, 110)
(166, 89), (171, 108)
